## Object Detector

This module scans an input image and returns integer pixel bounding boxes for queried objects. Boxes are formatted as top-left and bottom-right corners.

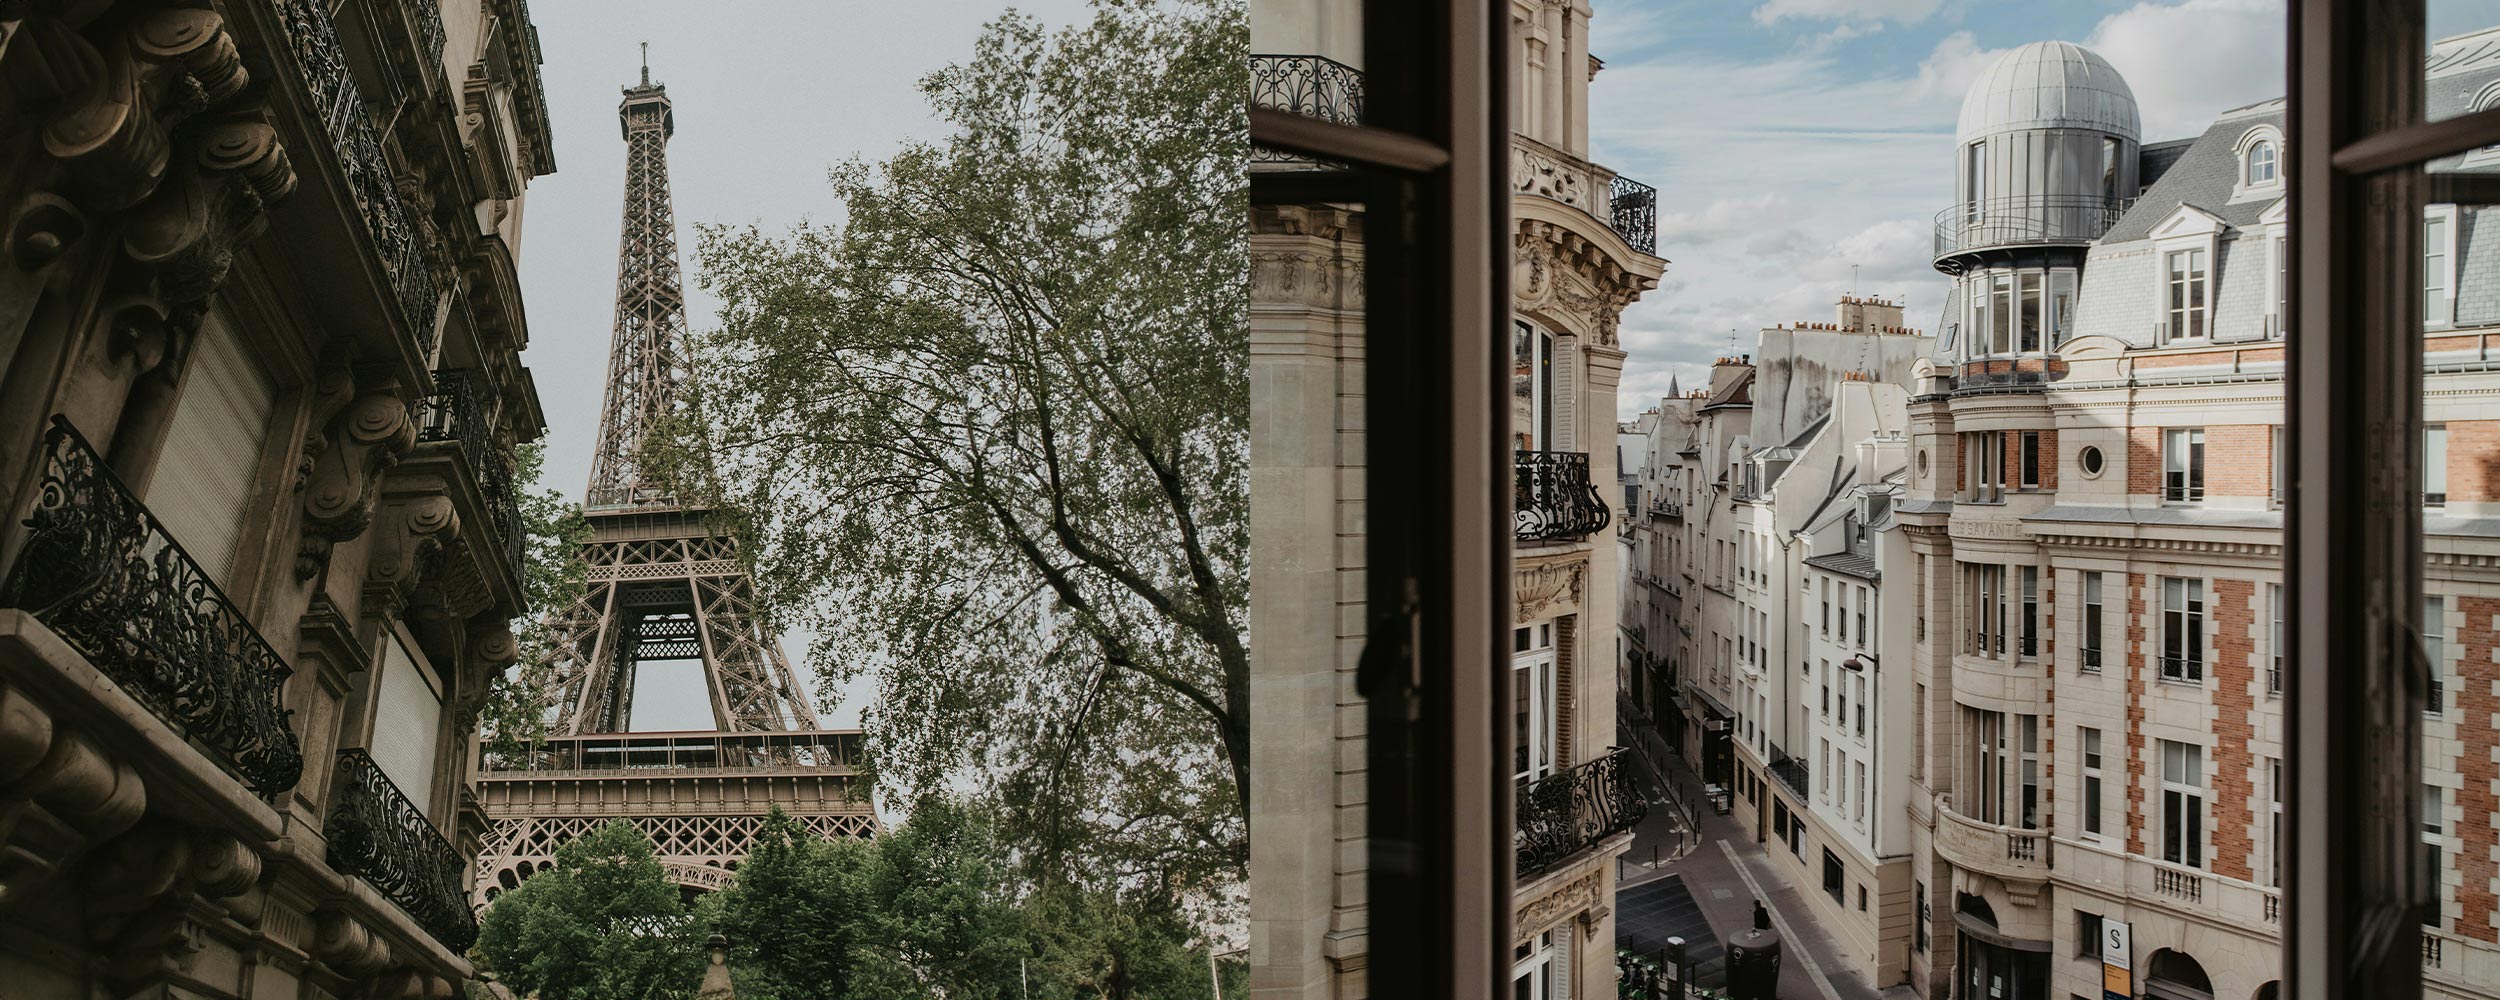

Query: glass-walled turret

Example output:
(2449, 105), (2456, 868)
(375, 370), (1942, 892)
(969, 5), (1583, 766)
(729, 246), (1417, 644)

(1934, 42), (2140, 368)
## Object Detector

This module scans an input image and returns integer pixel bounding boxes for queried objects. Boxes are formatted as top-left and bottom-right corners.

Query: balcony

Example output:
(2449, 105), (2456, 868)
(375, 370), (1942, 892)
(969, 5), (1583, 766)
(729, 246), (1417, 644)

(1517, 747), (1646, 878)
(1512, 136), (1660, 255)
(415, 370), (524, 584)
(327, 749), (477, 953)
(1766, 746), (1811, 802)
(1650, 499), (1682, 520)
(2052, 839), (2282, 932)
(0, 417), (303, 795)
(1931, 194), (2133, 272)
(1931, 794), (2050, 884)
(1248, 54), (1362, 166)
(269, 0), (449, 356)
(1516, 450), (1611, 542)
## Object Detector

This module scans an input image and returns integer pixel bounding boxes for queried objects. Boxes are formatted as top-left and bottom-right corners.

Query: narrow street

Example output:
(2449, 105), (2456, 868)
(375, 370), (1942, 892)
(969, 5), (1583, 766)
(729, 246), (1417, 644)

(1615, 711), (1914, 1000)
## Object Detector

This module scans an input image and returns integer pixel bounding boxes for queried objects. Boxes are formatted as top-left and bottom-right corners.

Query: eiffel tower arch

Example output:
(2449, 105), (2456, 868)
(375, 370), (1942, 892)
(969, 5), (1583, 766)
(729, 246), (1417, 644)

(474, 56), (877, 908)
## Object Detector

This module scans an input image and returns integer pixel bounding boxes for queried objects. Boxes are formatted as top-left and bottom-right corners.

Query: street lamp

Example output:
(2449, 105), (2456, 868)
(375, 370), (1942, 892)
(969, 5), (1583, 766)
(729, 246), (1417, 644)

(1841, 652), (1877, 672)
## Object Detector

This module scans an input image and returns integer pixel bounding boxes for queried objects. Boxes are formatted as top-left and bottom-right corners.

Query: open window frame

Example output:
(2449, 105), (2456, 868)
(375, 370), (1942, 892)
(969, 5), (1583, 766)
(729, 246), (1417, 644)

(1248, 1), (1515, 995)
(2289, 3), (2500, 998)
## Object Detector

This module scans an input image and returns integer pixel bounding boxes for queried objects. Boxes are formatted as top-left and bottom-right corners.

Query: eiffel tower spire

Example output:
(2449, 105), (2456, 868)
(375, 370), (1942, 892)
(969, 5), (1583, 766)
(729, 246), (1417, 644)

(527, 59), (819, 735)
(476, 63), (874, 908)
(587, 57), (685, 510)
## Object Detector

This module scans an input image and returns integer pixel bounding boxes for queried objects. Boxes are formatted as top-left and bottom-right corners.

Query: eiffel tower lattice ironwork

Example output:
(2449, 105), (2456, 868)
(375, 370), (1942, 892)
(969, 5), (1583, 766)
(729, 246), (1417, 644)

(473, 56), (875, 908)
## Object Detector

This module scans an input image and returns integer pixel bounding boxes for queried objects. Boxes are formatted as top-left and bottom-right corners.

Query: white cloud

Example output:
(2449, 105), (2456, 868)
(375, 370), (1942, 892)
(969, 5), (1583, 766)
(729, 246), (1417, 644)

(1907, 30), (2006, 104)
(2083, 0), (2285, 140)
(1752, 0), (1942, 27)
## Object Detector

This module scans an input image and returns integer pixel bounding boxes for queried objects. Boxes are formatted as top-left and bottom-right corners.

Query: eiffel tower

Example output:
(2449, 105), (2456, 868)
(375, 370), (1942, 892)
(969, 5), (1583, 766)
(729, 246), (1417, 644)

(473, 54), (877, 907)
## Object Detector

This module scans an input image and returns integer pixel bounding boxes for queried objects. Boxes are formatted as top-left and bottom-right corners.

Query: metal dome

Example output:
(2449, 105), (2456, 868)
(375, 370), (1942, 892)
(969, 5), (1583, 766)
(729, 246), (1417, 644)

(1955, 41), (2139, 144)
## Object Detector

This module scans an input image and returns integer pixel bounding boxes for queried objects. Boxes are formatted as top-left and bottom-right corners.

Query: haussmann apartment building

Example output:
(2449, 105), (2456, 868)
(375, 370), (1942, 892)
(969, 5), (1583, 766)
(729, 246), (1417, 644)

(0, 1), (557, 996)
(1248, 2), (1666, 999)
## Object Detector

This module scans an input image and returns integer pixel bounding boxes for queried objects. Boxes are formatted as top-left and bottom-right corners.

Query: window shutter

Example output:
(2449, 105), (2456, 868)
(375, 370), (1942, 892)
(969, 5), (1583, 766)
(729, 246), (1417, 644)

(147, 312), (274, 584)
(367, 633), (445, 818)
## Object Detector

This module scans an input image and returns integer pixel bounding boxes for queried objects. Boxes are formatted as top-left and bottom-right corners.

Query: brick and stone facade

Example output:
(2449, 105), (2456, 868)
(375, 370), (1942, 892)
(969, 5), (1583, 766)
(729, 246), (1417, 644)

(1887, 30), (2500, 1000)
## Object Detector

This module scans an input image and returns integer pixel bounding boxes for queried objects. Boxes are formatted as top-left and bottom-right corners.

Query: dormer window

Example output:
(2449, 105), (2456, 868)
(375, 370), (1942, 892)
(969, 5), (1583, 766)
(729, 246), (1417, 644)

(2245, 140), (2278, 185)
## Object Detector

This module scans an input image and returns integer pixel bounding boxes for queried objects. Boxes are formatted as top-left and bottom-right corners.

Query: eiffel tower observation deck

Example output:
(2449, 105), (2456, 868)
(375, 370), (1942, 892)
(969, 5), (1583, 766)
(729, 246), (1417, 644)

(473, 56), (877, 907)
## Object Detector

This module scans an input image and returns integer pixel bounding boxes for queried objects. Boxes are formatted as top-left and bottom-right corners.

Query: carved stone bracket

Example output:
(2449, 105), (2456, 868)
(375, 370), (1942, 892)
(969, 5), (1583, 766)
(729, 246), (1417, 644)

(0, 681), (148, 899)
(362, 494), (459, 621)
(2, 6), (296, 353)
(1514, 220), (1654, 347)
(1516, 559), (1586, 624)
(78, 820), (266, 993)
(299, 374), (417, 580)
(1515, 866), (1604, 942)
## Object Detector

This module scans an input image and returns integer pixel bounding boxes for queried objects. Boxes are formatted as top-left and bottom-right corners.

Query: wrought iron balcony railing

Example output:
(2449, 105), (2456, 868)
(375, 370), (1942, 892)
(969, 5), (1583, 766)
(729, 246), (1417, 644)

(416, 371), (524, 586)
(1250, 54), (1363, 165)
(1768, 748), (1810, 800)
(1515, 450), (1611, 542)
(0, 417), (303, 795)
(1932, 194), (2134, 264)
(1610, 174), (1659, 255)
(327, 748), (478, 953)
(270, 0), (447, 356)
(1517, 747), (1646, 878)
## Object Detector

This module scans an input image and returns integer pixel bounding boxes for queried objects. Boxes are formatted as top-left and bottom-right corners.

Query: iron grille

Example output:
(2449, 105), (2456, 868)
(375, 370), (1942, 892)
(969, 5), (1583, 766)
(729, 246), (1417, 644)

(269, 0), (447, 356)
(1249, 54), (1365, 166)
(417, 371), (525, 586)
(1516, 747), (1646, 878)
(328, 749), (478, 952)
(1609, 174), (1658, 255)
(0, 417), (303, 795)
(1515, 450), (1611, 542)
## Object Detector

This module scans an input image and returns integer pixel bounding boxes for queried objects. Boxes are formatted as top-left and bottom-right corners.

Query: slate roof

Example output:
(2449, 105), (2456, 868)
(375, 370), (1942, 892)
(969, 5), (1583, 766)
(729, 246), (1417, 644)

(1804, 550), (1879, 580)
(2099, 100), (2285, 244)
(1702, 368), (1755, 410)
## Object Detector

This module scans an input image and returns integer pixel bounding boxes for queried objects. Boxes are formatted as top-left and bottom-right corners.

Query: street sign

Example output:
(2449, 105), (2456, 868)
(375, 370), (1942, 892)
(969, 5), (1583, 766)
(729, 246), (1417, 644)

(2100, 918), (2132, 1000)
(2101, 919), (2132, 969)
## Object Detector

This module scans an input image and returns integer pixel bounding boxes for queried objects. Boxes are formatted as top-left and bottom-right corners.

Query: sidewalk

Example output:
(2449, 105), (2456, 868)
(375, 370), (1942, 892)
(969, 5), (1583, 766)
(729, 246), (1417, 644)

(1614, 715), (1914, 1000)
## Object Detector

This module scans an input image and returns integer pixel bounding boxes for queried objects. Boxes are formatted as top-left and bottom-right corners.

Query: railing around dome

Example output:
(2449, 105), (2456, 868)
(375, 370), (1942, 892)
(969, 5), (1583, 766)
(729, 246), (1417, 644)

(1933, 194), (2135, 261)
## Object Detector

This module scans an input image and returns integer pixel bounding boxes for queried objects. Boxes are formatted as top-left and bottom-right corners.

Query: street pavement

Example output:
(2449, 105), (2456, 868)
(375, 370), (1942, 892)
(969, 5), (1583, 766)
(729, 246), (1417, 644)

(1614, 711), (1916, 1000)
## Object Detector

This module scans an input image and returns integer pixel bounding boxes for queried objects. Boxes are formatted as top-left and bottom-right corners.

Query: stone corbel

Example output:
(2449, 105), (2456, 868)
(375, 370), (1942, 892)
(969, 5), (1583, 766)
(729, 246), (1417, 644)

(1577, 903), (1611, 940)
(450, 622), (518, 740)
(82, 821), (267, 994)
(363, 494), (460, 620)
(2, 7), (294, 334)
(310, 910), (395, 979)
(299, 378), (418, 580)
(0, 682), (148, 899)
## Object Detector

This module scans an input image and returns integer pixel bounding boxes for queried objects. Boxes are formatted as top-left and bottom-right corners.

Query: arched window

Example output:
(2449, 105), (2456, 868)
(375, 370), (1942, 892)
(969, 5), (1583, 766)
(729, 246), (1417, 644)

(2245, 139), (2278, 185)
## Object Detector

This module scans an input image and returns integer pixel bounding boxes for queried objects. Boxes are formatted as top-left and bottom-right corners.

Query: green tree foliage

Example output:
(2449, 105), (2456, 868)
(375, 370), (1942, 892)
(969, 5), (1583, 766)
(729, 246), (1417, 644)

(708, 802), (1238, 1000)
(478, 440), (589, 765)
(472, 820), (709, 1000)
(674, 0), (1247, 892)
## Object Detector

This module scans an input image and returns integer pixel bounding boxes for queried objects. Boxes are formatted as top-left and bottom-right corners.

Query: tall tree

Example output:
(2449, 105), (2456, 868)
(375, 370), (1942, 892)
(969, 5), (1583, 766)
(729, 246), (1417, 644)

(478, 440), (589, 765)
(676, 0), (1248, 889)
(472, 820), (709, 1000)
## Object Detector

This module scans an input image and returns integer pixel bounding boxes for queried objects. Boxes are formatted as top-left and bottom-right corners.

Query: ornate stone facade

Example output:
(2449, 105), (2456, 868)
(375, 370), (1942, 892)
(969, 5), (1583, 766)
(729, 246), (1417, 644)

(1246, 4), (1664, 1000)
(0, 0), (556, 996)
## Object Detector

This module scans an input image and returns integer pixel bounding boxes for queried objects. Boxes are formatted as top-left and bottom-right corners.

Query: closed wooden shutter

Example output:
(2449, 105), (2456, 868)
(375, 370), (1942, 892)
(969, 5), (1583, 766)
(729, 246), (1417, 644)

(368, 632), (444, 817)
(148, 311), (274, 585)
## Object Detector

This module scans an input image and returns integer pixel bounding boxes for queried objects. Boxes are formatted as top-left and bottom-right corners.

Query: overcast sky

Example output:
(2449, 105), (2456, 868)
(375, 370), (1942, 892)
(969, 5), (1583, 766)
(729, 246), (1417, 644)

(1591, 0), (2500, 420)
(515, 1), (1089, 731)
